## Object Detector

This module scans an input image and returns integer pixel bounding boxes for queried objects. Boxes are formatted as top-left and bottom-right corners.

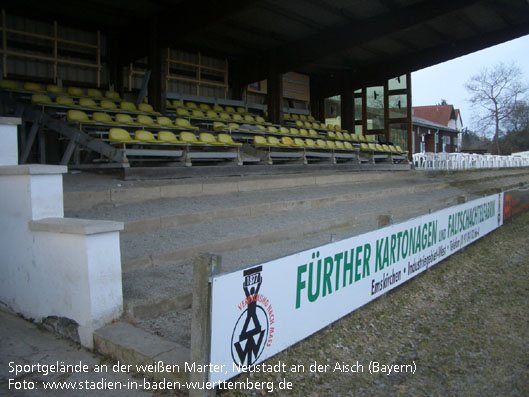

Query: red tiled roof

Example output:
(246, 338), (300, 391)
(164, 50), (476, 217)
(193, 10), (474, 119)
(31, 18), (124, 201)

(413, 105), (456, 127)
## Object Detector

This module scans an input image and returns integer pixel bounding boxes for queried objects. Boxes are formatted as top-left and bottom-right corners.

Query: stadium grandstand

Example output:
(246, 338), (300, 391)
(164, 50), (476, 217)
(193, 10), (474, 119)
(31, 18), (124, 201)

(1, 1), (528, 176)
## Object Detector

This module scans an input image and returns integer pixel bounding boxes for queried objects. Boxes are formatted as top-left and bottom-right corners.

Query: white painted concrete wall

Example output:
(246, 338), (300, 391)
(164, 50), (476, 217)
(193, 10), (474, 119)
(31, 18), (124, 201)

(0, 164), (123, 348)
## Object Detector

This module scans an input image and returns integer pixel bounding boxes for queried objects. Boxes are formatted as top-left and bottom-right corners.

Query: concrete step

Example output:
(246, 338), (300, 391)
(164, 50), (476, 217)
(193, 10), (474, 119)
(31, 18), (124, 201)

(121, 187), (465, 321)
(66, 178), (450, 237)
(93, 321), (190, 383)
(118, 185), (463, 272)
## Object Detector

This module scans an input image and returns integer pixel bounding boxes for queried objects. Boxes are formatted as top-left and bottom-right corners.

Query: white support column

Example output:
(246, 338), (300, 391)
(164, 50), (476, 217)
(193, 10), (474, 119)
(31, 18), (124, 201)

(0, 117), (21, 166)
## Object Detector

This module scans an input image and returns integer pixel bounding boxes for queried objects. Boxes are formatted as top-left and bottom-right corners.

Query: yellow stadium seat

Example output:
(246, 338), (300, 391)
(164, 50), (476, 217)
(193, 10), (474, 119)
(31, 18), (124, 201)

(360, 143), (370, 151)
(175, 118), (198, 130)
(31, 94), (52, 105)
(67, 109), (94, 123)
(236, 107), (246, 114)
(294, 138), (306, 147)
(256, 124), (266, 131)
(289, 128), (299, 136)
(25, 82), (45, 92)
(225, 106), (236, 113)
(308, 115), (315, 122)
(255, 116), (267, 124)
(335, 141), (345, 150)
(267, 126), (279, 134)
(291, 114), (299, 120)
(326, 140), (336, 149)
(55, 96), (76, 107)
(219, 112), (231, 121)
(344, 141), (355, 150)
(135, 130), (161, 143)
(206, 110), (218, 119)
(244, 115), (255, 123)
(105, 90), (121, 101)
(328, 131), (337, 139)
(166, 99), (172, 107)
(283, 113), (291, 120)
(157, 117), (175, 128)
(158, 130), (183, 144)
(316, 139), (328, 149)
(213, 122), (227, 131)
(199, 132), (221, 145)
(120, 101), (137, 112)
(100, 100), (118, 110)
(199, 103), (211, 111)
(254, 136), (269, 146)
(109, 128), (138, 143)
(343, 132), (352, 140)
(232, 114), (244, 122)
(305, 139), (316, 148)
(281, 137), (296, 147)
(304, 121), (311, 128)
(336, 131), (344, 140)
(191, 109), (205, 118)
(93, 112), (117, 124)
(172, 99), (184, 108)
(227, 123), (240, 131)
(279, 126), (290, 134)
(138, 103), (160, 115)
(382, 144), (391, 152)
(218, 133), (242, 146)
(79, 98), (99, 109)
(180, 131), (202, 144)
(177, 108), (190, 117)
(299, 129), (309, 137)
(115, 114), (139, 125)
(185, 102), (198, 109)
(369, 143), (378, 150)
(267, 136), (281, 146)
(295, 120), (304, 128)
(87, 88), (103, 99)
(308, 129), (319, 137)
(0, 80), (19, 90)
(67, 87), (85, 97)
(46, 84), (64, 95)
(137, 114), (156, 126)
(300, 115), (307, 121)
(213, 104), (224, 112)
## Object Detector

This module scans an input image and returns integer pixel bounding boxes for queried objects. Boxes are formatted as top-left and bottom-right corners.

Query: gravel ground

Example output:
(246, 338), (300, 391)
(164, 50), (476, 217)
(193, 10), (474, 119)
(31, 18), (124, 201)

(220, 209), (529, 396)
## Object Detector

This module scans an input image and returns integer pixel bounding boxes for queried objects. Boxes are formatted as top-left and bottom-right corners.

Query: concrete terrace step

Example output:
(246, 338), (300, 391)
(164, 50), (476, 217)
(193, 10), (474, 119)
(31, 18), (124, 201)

(93, 321), (190, 383)
(63, 170), (416, 211)
(66, 178), (450, 236)
(118, 186), (463, 272)
(121, 187), (466, 322)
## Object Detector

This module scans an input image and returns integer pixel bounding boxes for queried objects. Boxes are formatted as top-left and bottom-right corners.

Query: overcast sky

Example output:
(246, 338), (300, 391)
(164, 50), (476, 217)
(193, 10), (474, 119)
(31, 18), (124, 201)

(412, 33), (529, 129)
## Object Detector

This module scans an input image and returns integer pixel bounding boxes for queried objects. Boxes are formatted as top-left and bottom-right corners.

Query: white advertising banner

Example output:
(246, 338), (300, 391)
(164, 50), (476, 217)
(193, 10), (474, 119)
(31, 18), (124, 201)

(210, 193), (504, 383)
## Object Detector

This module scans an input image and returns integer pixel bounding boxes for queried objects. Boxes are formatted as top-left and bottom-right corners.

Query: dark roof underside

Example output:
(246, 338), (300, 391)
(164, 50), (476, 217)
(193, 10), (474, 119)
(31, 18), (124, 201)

(5, 0), (529, 97)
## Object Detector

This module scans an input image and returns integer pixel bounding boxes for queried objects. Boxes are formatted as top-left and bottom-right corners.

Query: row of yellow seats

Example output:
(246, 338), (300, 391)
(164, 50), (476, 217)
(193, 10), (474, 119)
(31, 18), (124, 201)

(31, 94), (159, 114)
(283, 113), (316, 122)
(0, 79), (122, 101)
(174, 108), (268, 124)
(360, 143), (406, 154)
(327, 131), (376, 142)
(254, 136), (357, 151)
(109, 128), (241, 147)
(293, 120), (331, 131)
(67, 110), (197, 130)
(168, 100), (248, 114)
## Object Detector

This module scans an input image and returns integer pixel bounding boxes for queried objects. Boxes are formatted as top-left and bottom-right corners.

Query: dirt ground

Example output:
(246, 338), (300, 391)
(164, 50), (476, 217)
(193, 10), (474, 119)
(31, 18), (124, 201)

(220, 209), (529, 396)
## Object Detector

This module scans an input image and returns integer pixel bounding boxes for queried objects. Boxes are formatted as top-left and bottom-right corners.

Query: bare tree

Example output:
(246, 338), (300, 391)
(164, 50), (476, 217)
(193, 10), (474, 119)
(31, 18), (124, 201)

(465, 62), (528, 154)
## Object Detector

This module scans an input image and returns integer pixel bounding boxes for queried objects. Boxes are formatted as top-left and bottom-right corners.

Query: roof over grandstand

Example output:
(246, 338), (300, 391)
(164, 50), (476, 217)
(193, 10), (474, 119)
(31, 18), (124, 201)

(5, 0), (529, 97)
